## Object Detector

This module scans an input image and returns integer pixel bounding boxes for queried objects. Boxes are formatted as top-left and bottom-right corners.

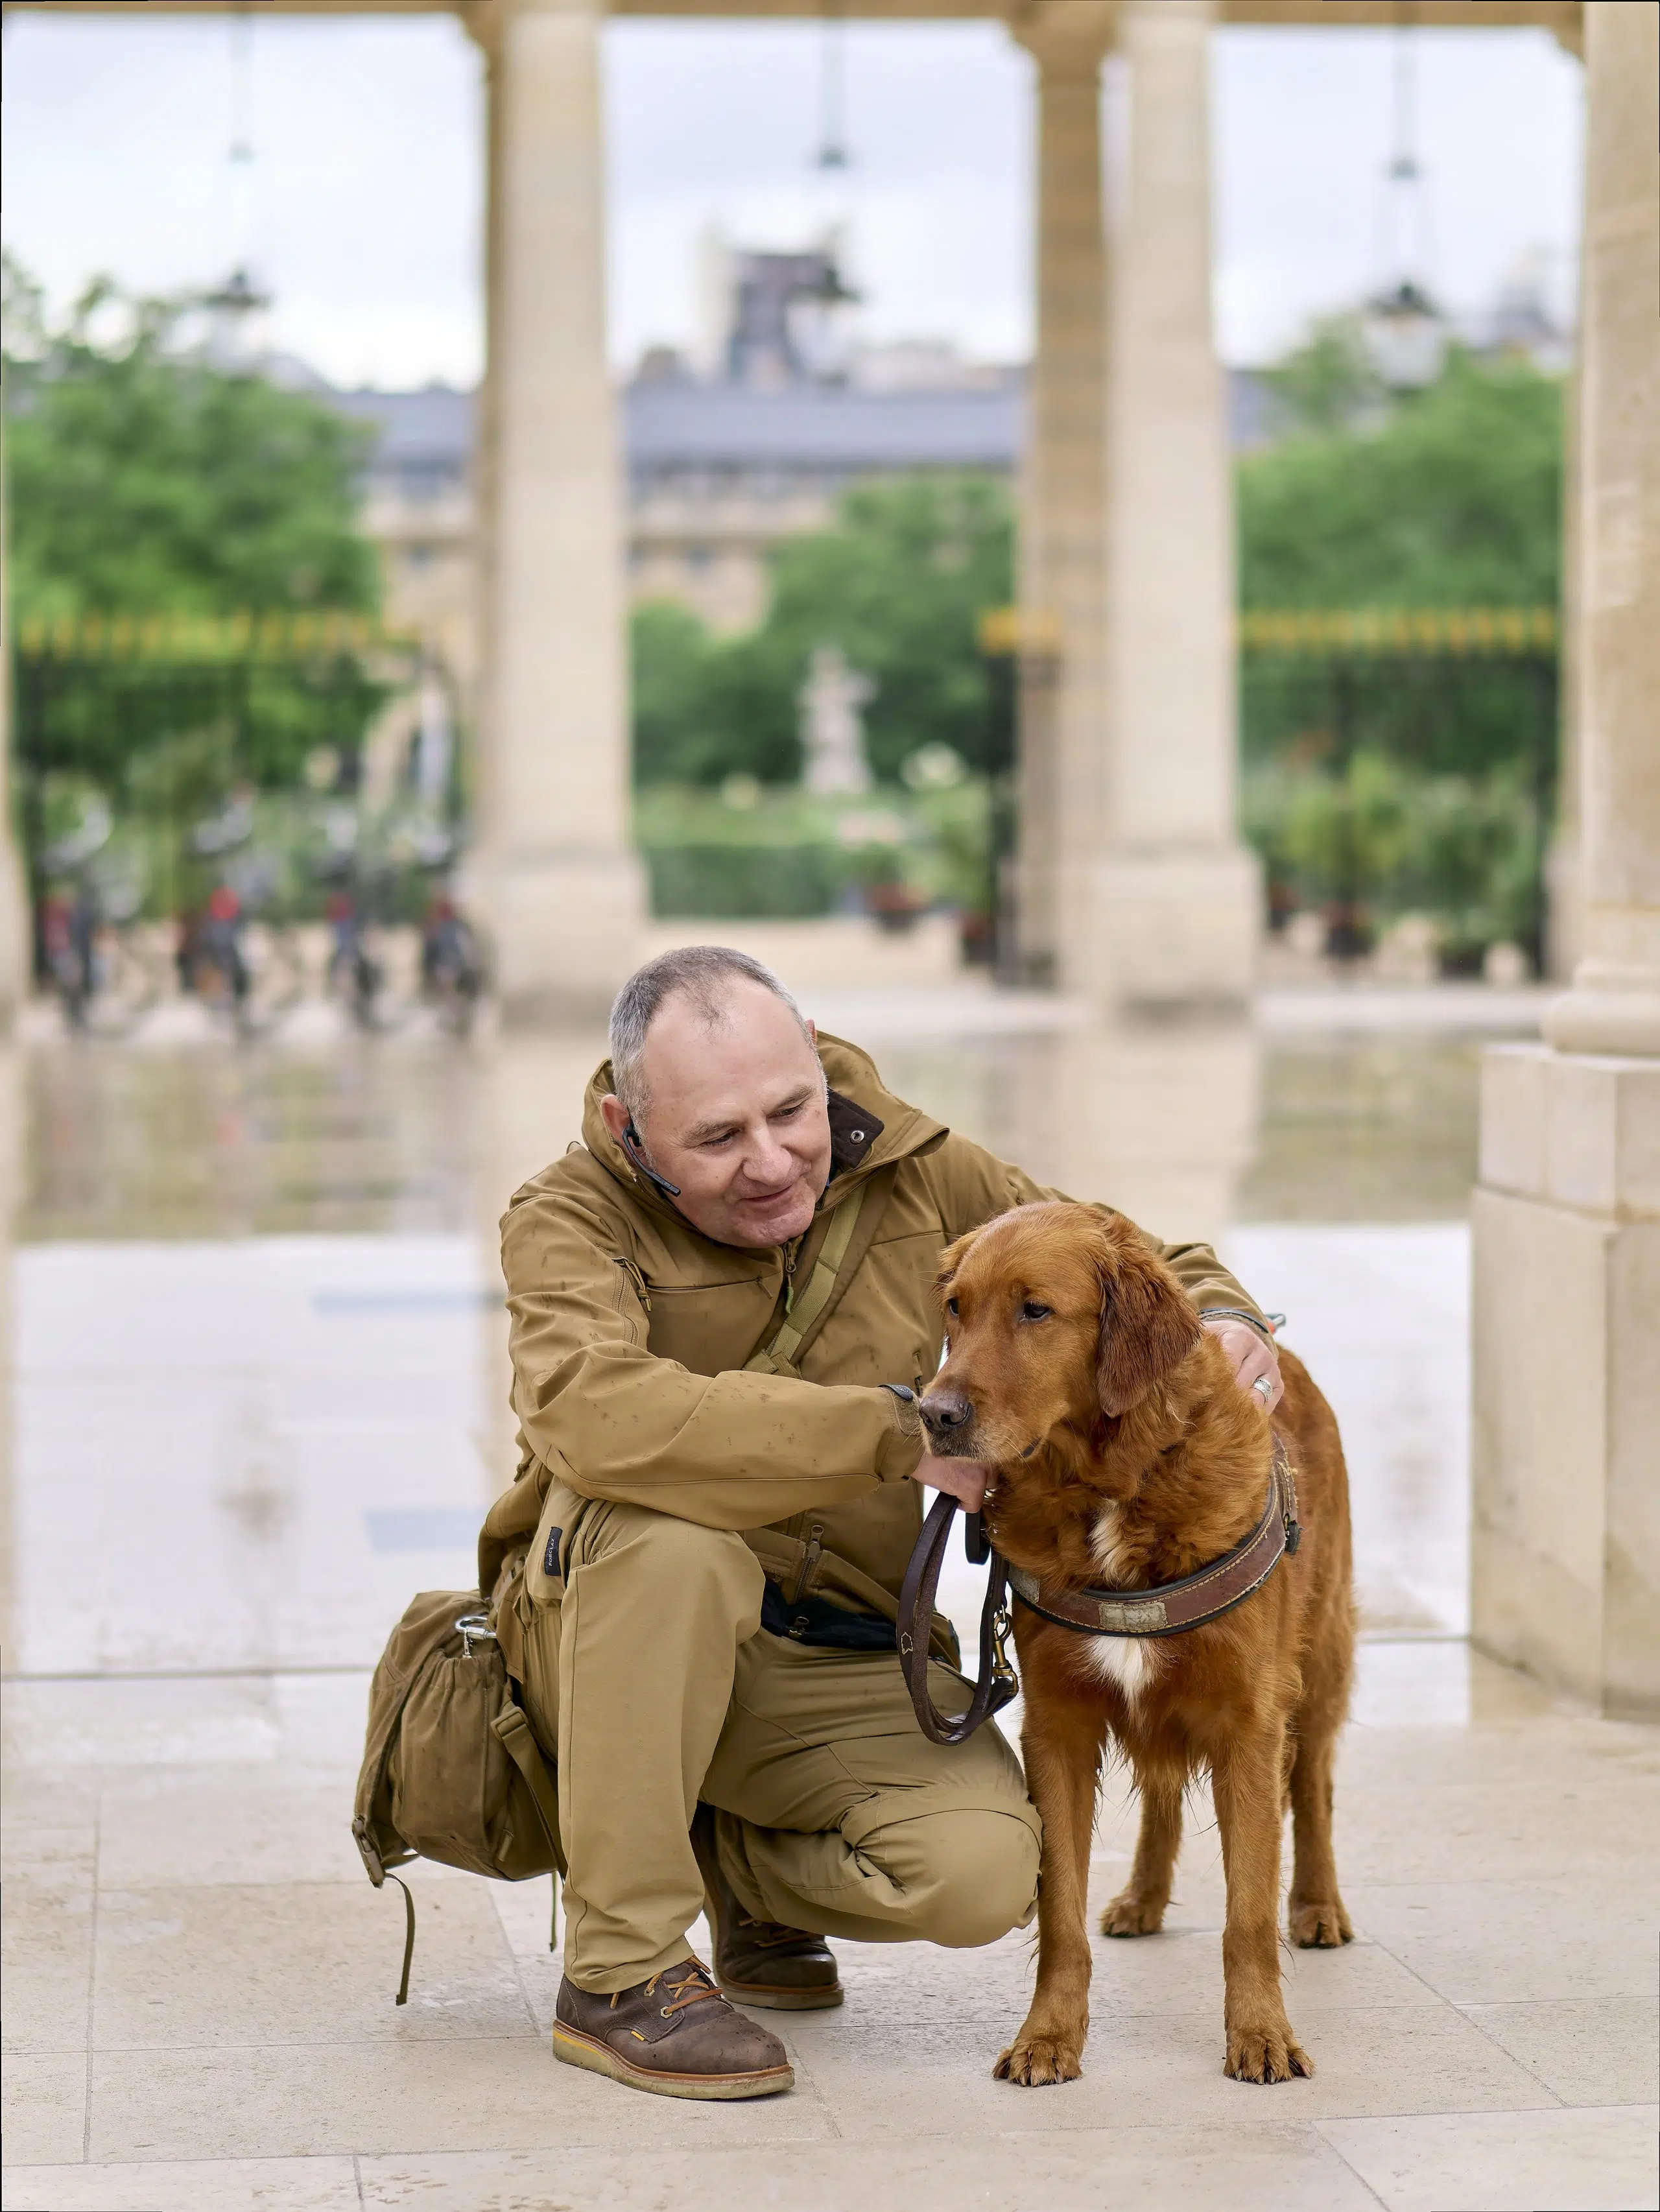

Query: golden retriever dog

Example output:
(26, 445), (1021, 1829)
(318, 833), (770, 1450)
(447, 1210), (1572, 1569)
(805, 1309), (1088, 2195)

(919, 1202), (1355, 2087)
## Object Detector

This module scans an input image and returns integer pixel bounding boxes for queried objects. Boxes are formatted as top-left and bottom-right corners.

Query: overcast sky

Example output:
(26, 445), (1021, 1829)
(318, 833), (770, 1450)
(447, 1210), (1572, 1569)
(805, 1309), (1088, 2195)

(2, 10), (1582, 389)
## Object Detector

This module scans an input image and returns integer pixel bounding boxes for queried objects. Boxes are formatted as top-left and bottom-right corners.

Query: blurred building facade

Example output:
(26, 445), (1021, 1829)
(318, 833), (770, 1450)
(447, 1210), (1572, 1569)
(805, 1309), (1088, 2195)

(326, 310), (1292, 706)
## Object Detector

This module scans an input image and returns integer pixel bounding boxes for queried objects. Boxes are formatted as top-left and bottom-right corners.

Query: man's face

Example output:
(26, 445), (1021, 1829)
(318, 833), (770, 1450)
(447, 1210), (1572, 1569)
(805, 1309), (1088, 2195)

(599, 982), (834, 1249)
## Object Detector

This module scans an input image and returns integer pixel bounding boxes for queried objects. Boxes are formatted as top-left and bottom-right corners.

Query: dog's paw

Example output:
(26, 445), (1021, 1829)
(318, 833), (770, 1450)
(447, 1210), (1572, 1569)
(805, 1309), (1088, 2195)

(1225, 2021), (1314, 2085)
(993, 2032), (1084, 2087)
(1100, 1890), (1166, 1938)
(1289, 1898), (1353, 1949)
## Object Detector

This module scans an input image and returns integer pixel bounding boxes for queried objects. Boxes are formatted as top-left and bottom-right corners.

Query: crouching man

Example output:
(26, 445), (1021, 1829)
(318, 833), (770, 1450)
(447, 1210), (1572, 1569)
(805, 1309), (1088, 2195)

(477, 946), (1282, 2101)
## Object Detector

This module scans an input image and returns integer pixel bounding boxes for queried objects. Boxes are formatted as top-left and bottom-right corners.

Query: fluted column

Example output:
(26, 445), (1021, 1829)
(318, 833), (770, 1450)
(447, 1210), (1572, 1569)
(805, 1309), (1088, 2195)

(1093, 0), (1259, 1009)
(463, 0), (643, 1023)
(1472, 0), (1660, 1717)
(1008, 1), (1114, 987)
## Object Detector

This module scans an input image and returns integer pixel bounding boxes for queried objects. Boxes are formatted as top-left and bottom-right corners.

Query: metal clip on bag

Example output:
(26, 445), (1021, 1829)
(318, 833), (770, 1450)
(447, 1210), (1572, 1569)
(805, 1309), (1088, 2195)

(352, 1589), (565, 2004)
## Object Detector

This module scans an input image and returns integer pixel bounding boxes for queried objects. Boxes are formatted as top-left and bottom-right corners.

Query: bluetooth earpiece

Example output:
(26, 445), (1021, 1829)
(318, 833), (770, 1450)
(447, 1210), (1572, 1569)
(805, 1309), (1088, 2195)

(622, 1120), (682, 1199)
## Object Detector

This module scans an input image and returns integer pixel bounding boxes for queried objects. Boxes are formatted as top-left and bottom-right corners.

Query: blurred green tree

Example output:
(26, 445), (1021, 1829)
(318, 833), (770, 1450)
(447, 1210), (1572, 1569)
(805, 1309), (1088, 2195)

(1238, 338), (1563, 960)
(3, 259), (379, 621)
(630, 473), (1014, 788)
(1254, 313), (1389, 438)
(1239, 343), (1561, 622)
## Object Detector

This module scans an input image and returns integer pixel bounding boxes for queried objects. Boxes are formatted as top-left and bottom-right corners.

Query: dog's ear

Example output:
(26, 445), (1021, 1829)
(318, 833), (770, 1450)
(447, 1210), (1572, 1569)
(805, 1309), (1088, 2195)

(934, 1226), (981, 1307)
(1095, 1233), (1206, 1417)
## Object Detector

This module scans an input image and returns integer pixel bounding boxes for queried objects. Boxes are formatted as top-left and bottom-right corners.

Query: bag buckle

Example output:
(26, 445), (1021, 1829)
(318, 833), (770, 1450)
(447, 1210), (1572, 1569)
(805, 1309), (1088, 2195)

(351, 1812), (386, 1885)
(455, 1611), (497, 1658)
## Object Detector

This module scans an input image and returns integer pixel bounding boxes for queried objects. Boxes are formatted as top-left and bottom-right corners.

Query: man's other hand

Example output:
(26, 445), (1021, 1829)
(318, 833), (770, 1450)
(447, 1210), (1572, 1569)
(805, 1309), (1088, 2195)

(1203, 1314), (1284, 1413)
(910, 1454), (989, 1513)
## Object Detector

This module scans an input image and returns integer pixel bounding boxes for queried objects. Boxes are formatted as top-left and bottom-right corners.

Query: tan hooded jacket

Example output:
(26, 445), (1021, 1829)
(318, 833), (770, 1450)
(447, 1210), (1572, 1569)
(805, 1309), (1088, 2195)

(479, 1034), (1266, 1624)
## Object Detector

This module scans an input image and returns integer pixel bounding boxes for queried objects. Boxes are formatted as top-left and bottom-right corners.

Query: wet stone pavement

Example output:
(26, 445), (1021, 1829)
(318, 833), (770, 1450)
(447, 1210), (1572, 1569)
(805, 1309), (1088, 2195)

(1, 987), (1655, 2211)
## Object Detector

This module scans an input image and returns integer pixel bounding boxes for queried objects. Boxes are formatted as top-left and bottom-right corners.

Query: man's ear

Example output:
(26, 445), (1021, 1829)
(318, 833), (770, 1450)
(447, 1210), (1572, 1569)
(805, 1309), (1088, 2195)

(599, 1094), (630, 1147)
(1096, 1238), (1206, 1418)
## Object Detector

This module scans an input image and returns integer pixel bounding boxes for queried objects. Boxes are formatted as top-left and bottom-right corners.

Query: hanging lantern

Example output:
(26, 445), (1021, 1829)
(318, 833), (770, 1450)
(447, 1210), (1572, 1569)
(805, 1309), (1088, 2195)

(1362, 277), (1446, 392)
(1362, 26), (1445, 394)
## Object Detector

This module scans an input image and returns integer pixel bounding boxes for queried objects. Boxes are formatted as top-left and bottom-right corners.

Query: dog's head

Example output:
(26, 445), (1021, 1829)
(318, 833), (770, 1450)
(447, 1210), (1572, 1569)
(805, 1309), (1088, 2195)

(918, 1202), (1205, 1464)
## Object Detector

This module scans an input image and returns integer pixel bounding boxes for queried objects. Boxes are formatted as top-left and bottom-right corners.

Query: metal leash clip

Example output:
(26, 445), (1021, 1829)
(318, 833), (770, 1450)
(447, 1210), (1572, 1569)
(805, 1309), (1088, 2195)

(455, 1612), (497, 1658)
(988, 1601), (1019, 1704)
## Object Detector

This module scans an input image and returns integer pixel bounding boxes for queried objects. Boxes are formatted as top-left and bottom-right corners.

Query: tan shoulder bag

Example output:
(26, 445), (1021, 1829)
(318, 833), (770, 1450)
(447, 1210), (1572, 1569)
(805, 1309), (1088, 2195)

(352, 1589), (564, 2003)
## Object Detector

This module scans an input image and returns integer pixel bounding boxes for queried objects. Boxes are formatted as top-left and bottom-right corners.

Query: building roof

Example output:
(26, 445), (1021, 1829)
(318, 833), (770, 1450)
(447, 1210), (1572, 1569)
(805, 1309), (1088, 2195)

(626, 383), (1022, 471)
(330, 385), (474, 468)
(328, 370), (1276, 475)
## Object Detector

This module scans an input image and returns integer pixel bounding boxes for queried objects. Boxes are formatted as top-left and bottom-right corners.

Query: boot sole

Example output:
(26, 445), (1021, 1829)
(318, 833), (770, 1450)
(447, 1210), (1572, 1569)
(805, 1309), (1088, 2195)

(717, 1977), (845, 2011)
(552, 2023), (794, 2100)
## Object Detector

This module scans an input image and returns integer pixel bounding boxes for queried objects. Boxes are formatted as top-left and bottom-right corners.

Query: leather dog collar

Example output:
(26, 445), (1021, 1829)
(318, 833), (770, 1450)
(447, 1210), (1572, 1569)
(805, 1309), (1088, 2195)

(1006, 1438), (1301, 1641)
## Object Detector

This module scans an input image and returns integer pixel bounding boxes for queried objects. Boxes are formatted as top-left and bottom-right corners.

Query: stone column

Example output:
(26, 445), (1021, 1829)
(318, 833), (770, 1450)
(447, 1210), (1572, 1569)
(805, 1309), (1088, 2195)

(1008, 1), (1115, 988)
(1472, 0), (1659, 1717)
(0, 430), (32, 1026)
(463, 0), (643, 1023)
(1543, 360), (1583, 981)
(1093, 0), (1259, 1010)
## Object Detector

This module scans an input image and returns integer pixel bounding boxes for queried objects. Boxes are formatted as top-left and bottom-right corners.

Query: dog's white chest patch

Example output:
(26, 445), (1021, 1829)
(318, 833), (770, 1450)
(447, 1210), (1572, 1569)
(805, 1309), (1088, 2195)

(1079, 1634), (1160, 1704)
(1083, 1506), (1161, 1707)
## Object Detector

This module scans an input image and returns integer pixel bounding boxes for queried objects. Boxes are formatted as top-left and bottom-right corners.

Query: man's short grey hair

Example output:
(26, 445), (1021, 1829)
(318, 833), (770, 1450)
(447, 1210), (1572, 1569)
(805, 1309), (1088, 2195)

(608, 945), (816, 1122)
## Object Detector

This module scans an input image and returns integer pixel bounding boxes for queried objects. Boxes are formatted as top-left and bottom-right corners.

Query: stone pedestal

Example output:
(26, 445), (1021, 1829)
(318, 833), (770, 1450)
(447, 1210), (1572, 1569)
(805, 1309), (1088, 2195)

(464, 0), (644, 1023)
(1471, 1), (1659, 1716)
(1093, 0), (1259, 1012)
(1093, 846), (1262, 1013)
(1015, 1014), (1260, 1250)
(1008, 1), (1114, 987)
(1473, 1048), (1660, 1715)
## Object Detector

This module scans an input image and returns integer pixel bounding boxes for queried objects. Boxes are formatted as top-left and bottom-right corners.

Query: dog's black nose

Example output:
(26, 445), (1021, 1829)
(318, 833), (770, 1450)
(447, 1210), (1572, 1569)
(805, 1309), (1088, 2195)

(919, 1389), (973, 1439)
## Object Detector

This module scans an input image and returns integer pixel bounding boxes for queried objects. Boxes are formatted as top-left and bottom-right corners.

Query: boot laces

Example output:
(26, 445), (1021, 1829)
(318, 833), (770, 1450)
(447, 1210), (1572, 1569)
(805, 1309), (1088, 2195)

(648, 1959), (726, 2017)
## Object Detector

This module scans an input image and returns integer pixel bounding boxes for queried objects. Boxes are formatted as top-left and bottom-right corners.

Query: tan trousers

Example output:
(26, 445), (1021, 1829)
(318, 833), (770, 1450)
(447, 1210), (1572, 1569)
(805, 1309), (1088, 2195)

(513, 1485), (1041, 1994)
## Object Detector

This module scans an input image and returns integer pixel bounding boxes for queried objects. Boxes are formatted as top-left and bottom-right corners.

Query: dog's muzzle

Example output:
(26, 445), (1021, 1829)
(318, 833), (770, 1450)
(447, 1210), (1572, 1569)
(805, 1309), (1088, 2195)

(918, 1388), (974, 1447)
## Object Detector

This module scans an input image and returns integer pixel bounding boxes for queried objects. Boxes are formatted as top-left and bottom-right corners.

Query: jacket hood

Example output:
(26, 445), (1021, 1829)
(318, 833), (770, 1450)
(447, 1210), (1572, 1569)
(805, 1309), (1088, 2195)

(581, 1029), (948, 1222)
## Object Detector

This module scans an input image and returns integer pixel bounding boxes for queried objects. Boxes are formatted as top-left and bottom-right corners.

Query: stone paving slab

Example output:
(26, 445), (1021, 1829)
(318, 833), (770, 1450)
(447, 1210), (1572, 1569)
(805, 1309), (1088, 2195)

(1320, 2106), (1660, 2212)
(10, 2117), (1655, 2212)
(4, 1647), (1657, 2210)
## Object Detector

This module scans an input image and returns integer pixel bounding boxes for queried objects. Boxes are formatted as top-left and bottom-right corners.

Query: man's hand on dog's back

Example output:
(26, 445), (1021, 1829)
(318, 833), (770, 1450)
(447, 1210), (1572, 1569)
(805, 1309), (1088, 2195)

(1200, 1314), (1284, 1412)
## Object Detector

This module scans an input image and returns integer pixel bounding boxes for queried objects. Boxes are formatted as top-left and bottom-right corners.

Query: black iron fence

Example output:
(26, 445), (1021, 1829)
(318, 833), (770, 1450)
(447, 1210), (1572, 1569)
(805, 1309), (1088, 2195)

(11, 611), (466, 971)
(9, 610), (481, 1029)
(1239, 607), (1558, 969)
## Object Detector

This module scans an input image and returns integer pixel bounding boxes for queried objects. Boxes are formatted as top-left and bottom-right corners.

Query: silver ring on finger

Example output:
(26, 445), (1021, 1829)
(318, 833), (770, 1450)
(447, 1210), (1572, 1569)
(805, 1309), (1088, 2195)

(1252, 1375), (1274, 1402)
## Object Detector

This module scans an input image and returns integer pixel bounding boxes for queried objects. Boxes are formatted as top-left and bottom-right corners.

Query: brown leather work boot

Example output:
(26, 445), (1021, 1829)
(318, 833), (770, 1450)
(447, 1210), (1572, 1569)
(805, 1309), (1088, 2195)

(552, 1959), (794, 2100)
(692, 1803), (844, 2011)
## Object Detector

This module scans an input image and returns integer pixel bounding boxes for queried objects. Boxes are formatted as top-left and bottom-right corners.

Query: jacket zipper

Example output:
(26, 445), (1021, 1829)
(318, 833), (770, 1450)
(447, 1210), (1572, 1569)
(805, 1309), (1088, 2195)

(610, 1257), (651, 1344)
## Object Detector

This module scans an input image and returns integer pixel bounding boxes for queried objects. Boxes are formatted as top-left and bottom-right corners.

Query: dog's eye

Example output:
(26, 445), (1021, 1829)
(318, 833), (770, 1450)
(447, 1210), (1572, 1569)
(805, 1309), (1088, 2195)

(945, 1296), (959, 1318)
(1020, 1301), (1053, 1323)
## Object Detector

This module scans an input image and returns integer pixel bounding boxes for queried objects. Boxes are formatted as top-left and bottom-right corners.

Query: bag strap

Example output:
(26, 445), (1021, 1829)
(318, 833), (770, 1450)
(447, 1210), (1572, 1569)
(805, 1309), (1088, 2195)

(493, 1696), (567, 1879)
(897, 1492), (1020, 1746)
(744, 1180), (868, 1377)
(384, 1872), (417, 2006)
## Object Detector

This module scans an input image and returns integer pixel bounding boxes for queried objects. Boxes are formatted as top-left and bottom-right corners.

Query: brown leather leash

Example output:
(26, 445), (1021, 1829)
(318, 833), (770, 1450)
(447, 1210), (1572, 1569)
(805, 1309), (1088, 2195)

(897, 1439), (1301, 1745)
(896, 1493), (1020, 1747)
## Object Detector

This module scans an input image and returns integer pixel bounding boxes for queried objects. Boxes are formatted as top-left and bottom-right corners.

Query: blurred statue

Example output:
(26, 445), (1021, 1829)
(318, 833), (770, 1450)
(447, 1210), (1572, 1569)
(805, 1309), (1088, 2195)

(799, 645), (875, 796)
